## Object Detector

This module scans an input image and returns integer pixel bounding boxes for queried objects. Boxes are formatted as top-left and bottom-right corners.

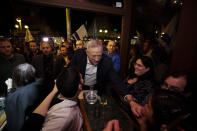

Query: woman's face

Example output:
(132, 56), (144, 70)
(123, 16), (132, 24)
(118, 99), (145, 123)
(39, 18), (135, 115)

(134, 59), (150, 76)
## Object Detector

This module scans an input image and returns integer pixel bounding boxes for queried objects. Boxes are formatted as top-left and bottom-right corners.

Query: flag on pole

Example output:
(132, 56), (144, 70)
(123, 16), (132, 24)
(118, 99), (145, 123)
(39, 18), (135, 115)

(25, 28), (34, 42)
(72, 23), (88, 42)
(93, 19), (97, 39)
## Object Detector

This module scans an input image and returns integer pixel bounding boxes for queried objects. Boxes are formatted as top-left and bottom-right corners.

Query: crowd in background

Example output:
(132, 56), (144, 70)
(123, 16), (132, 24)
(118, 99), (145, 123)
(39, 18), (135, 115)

(0, 35), (196, 131)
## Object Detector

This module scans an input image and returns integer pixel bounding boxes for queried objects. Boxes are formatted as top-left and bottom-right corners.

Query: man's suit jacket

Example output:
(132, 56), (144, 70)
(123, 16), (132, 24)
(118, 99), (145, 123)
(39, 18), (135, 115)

(0, 53), (25, 82)
(32, 54), (65, 97)
(32, 54), (65, 79)
(70, 49), (126, 95)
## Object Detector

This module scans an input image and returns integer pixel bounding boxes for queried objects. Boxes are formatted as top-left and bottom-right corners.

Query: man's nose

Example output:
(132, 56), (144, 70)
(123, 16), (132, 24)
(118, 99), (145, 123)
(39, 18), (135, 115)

(95, 58), (99, 61)
(95, 57), (100, 62)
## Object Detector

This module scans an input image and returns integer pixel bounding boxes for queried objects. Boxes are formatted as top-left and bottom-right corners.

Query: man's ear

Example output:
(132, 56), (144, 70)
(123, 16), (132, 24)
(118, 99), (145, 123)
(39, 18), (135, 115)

(78, 84), (82, 91)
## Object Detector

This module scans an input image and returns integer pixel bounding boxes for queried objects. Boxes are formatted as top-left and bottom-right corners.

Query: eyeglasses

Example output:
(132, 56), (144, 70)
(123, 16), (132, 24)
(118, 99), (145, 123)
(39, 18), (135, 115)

(134, 62), (145, 68)
(162, 81), (180, 92)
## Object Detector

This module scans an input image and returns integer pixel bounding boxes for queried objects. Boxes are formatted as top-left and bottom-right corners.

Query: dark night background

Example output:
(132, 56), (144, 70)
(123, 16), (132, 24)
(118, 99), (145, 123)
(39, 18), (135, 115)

(0, 0), (181, 39)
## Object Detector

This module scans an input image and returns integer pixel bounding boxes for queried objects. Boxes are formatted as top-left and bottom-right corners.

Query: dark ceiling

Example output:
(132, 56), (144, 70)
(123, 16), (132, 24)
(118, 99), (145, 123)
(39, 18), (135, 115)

(0, 0), (182, 37)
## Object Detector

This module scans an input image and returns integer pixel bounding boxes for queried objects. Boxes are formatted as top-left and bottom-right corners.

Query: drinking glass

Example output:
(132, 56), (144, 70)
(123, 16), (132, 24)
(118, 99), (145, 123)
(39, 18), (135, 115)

(86, 86), (98, 104)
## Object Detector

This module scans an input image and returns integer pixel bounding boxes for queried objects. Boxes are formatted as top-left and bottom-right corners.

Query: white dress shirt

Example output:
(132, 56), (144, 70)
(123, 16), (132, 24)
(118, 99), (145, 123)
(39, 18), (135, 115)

(42, 99), (83, 131)
(84, 57), (97, 86)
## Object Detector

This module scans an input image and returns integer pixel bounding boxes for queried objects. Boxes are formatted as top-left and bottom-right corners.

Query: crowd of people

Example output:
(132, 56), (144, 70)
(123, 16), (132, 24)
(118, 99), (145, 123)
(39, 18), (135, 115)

(0, 37), (196, 131)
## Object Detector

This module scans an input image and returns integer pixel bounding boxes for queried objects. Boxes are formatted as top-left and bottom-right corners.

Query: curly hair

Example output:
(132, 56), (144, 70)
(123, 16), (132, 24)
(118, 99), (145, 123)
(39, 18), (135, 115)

(12, 63), (36, 88)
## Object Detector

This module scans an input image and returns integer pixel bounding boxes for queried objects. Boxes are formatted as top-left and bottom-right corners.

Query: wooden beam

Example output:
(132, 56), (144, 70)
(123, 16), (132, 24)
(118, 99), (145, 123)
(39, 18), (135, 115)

(79, 99), (92, 131)
(119, 0), (133, 79)
(17, 0), (125, 15)
(170, 0), (197, 76)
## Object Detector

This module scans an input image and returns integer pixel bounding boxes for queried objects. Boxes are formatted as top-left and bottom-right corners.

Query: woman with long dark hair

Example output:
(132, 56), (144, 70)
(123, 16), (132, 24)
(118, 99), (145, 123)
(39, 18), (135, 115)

(125, 56), (154, 118)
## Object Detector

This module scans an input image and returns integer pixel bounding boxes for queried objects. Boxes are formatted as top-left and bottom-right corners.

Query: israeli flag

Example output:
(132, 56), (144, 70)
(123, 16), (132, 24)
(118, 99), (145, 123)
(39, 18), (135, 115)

(72, 24), (88, 42)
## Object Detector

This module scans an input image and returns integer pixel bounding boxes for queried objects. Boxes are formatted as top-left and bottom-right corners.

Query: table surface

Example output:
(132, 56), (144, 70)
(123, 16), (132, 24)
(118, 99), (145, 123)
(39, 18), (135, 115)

(80, 94), (138, 131)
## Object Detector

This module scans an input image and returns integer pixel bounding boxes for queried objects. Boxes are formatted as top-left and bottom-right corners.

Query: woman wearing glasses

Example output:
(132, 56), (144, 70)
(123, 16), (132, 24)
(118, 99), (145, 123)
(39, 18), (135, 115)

(124, 56), (154, 118)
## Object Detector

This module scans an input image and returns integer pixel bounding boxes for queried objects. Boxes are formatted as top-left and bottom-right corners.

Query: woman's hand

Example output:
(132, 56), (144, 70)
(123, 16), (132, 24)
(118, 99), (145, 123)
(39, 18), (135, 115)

(127, 78), (138, 84)
(130, 100), (144, 118)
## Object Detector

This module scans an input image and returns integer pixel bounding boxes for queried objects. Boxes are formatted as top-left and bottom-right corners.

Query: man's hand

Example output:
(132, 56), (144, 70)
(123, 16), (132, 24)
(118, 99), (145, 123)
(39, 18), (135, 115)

(103, 120), (121, 131)
(130, 101), (144, 118)
(52, 80), (58, 94)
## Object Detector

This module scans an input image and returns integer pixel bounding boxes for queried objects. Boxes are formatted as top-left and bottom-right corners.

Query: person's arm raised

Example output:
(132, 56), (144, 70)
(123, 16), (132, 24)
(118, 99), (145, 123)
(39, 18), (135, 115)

(21, 80), (58, 131)
(33, 80), (58, 116)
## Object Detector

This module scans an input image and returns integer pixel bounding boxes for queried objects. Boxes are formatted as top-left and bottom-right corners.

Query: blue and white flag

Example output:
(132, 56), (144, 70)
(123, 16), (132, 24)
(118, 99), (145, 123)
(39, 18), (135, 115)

(72, 24), (88, 42)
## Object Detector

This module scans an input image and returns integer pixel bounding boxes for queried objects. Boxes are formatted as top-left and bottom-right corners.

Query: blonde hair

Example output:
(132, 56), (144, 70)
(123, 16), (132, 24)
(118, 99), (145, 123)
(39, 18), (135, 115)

(76, 40), (84, 45)
(108, 40), (116, 45)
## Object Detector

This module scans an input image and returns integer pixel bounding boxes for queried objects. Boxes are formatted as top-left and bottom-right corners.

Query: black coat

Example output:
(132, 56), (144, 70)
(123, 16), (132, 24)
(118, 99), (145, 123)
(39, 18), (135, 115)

(32, 54), (65, 79)
(32, 54), (65, 97)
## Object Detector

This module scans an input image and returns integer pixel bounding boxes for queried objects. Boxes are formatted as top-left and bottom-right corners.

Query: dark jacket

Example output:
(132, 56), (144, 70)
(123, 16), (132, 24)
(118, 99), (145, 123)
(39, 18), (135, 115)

(5, 79), (43, 131)
(31, 54), (65, 98)
(0, 53), (25, 82)
(25, 50), (41, 63)
(125, 78), (153, 105)
(70, 49), (125, 95)
(31, 54), (65, 79)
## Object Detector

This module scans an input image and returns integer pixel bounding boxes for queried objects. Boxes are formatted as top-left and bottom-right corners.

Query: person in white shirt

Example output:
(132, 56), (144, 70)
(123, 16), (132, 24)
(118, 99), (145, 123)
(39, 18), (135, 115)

(41, 68), (83, 131)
